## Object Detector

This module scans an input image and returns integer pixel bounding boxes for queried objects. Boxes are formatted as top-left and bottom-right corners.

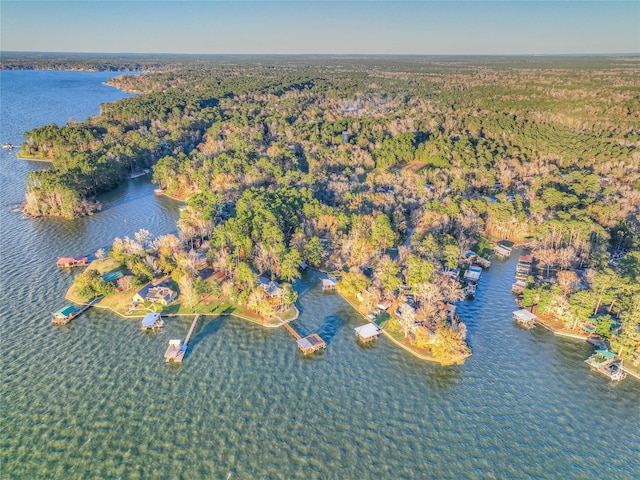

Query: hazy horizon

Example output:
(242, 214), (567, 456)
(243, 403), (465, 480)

(2, 51), (639, 57)
(2, 1), (638, 55)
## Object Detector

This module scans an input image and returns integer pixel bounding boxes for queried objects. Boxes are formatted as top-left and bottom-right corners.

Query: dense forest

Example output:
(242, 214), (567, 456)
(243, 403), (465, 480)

(17, 56), (640, 365)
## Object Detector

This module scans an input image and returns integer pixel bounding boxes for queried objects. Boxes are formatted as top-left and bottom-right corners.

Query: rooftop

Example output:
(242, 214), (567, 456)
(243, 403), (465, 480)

(142, 312), (162, 328)
(355, 322), (382, 340)
(513, 309), (536, 321)
(54, 305), (77, 317)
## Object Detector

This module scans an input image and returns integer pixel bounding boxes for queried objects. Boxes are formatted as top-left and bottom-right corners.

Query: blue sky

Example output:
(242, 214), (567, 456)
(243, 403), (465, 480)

(1, 1), (638, 54)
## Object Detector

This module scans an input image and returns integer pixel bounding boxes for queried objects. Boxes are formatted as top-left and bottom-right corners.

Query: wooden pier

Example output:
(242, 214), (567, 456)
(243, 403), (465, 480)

(283, 321), (301, 340)
(283, 321), (326, 355)
(52, 297), (101, 325)
(165, 314), (200, 363)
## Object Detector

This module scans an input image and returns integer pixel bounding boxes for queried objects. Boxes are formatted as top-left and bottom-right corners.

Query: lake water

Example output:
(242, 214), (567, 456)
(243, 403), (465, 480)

(1, 71), (639, 479)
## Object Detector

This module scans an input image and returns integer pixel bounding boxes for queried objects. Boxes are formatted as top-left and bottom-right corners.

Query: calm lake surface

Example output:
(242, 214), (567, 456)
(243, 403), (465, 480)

(1, 71), (639, 479)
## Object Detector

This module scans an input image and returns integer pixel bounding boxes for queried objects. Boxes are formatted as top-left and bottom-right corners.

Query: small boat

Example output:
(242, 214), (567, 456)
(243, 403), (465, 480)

(463, 284), (476, 298)
(602, 361), (626, 381)
(2, 143), (16, 150)
(154, 188), (165, 195)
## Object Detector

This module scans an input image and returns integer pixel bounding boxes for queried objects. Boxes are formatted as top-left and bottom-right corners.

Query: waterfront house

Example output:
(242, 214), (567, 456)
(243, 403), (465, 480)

(581, 321), (597, 335)
(101, 271), (123, 283)
(446, 303), (457, 320)
(356, 289), (374, 303)
(258, 276), (283, 298)
(464, 250), (477, 263)
(396, 302), (417, 325)
(377, 300), (392, 311)
(444, 268), (460, 279)
(133, 282), (177, 305)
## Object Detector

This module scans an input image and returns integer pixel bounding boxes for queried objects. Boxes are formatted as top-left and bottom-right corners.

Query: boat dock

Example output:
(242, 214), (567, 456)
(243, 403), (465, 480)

(141, 312), (164, 330)
(585, 349), (626, 381)
(495, 244), (512, 258)
(463, 283), (477, 297)
(56, 256), (88, 268)
(165, 314), (200, 363)
(51, 297), (101, 325)
(515, 255), (533, 281)
(283, 322), (326, 355)
(321, 278), (337, 290)
(355, 322), (383, 343)
(513, 308), (537, 329)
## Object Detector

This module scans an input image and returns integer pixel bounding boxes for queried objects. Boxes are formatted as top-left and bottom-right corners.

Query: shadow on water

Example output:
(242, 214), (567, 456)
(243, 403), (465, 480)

(317, 313), (347, 345)
(426, 365), (462, 389)
(186, 316), (224, 359)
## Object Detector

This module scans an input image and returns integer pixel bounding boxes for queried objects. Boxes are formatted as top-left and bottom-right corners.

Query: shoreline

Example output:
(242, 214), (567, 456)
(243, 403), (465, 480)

(622, 365), (640, 380)
(156, 189), (190, 202)
(64, 258), (299, 329)
(16, 150), (53, 162)
(68, 291), (298, 328)
(535, 316), (589, 340)
(336, 287), (465, 365)
(524, 291), (640, 383)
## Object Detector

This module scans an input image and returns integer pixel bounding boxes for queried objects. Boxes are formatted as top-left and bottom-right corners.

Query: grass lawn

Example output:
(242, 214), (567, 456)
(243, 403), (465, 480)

(65, 257), (124, 304)
(162, 296), (271, 325)
(17, 150), (53, 161)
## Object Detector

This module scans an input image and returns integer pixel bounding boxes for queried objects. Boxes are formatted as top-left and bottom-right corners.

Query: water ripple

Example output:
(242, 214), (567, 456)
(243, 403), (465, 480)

(2, 71), (640, 480)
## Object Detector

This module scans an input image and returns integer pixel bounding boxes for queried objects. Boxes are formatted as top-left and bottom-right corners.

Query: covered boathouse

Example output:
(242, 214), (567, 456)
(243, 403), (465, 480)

(141, 313), (164, 330)
(52, 305), (78, 325)
(296, 334), (326, 355)
(322, 278), (337, 290)
(57, 256), (88, 268)
(513, 309), (537, 329)
(355, 322), (383, 343)
(494, 244), (512, 258)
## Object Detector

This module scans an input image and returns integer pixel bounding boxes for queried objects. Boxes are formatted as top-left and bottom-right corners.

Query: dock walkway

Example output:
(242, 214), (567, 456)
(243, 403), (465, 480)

(165, 314), (200, 363)
(283, 322), (301, 340)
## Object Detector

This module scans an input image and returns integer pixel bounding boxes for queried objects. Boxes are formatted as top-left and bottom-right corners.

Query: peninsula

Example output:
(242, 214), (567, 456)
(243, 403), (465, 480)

(21, 56), (639, 368)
